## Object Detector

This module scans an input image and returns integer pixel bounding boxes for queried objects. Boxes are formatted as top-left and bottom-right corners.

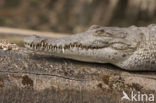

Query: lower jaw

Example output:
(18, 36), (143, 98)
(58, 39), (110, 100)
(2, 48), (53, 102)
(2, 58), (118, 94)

(28, 47), (106, 63)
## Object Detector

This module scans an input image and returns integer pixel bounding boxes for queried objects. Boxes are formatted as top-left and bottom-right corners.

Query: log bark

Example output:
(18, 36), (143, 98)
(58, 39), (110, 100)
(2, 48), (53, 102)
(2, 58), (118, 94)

(0, 27), (68, 38)
(0, 47), (156, 103)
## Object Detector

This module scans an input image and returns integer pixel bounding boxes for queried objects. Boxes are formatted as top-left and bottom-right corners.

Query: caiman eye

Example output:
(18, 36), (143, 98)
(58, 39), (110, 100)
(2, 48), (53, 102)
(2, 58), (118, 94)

(111, 43), (128, 50)
(95, 29), (105, 35)
(94, 30), (113, 37)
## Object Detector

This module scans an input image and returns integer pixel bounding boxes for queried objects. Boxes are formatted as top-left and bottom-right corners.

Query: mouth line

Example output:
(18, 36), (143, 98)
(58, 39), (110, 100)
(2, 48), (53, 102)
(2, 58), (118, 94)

(24, 42), (106, 51)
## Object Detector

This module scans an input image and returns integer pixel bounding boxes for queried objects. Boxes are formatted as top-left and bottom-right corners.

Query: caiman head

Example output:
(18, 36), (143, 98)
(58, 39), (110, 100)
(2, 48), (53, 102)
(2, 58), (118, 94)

(24, 25), (146, 70)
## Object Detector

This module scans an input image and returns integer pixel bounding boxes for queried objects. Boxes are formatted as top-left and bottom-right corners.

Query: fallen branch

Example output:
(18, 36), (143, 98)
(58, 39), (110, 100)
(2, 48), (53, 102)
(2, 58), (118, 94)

(0, 27), (68, 38)
(0, 47), (155, 103)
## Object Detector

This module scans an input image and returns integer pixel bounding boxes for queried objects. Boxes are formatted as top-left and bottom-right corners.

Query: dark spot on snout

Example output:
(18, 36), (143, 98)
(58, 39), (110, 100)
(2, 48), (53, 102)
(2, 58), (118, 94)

(139, 32), (144, 36)
(122, 54), (126, 57)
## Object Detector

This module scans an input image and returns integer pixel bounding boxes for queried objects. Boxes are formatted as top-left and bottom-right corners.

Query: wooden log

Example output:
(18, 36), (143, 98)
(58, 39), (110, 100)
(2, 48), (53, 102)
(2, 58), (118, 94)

(0, 48), (155, 103)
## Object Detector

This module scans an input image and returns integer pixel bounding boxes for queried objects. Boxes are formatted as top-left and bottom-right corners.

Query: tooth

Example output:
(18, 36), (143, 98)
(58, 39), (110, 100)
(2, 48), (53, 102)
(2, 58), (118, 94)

(48, 45), (50, 49)
(62, 48), (64, 53)
(35, 45), (37, 49)
(41, 42), (44, 47)
(57, 45), (59, 48)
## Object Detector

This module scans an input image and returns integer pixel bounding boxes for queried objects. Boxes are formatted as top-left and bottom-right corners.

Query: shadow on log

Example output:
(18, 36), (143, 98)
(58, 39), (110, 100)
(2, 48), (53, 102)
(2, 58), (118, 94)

(0, 48), (156, 103)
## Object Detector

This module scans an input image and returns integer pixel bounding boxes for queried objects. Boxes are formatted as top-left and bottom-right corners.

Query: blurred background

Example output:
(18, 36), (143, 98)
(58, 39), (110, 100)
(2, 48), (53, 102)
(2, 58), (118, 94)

(0, 0), (156, 34)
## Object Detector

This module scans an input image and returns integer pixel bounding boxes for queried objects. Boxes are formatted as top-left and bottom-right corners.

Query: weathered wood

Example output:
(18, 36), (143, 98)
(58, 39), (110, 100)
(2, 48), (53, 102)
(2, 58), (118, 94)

(0, 48), (156, 103)
(0, 27), (68, 38)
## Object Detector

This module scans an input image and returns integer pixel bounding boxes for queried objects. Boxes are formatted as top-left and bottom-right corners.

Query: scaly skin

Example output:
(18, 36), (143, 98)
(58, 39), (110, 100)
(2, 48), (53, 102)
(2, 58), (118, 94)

(24, 24), (156, 71)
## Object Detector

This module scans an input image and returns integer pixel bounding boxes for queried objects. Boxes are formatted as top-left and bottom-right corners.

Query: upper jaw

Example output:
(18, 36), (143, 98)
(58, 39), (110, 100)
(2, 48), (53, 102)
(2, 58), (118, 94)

(24, 30), (112, 53)
(24, 38), (107, 53)
(24, 32), (102, 50)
